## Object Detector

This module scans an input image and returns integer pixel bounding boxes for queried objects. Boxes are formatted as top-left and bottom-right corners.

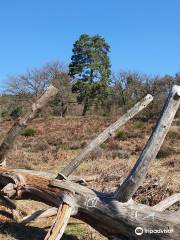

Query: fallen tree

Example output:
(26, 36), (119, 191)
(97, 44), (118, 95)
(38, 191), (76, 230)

(0, 85), (59, 165)
(0, 85), (179, 239)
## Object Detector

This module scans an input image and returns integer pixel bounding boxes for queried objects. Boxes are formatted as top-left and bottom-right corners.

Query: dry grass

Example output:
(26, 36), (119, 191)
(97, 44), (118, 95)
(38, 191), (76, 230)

(0, 116), (179, 239)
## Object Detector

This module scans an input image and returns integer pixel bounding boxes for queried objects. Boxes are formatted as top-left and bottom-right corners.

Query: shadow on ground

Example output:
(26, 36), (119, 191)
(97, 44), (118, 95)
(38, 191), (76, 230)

(0, 222), (79, 240)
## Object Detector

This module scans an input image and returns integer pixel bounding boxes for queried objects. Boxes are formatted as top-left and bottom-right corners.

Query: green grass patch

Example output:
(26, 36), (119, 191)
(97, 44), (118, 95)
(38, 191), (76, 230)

(55, 143), (70, 150)
(64, 222), (98, 240)
(167, 131), (180, 140)
(100, 143), (108, 149)
(21, 128), (36, 137)
(133, 121), (145, 129)
(115, 130), (128, 141)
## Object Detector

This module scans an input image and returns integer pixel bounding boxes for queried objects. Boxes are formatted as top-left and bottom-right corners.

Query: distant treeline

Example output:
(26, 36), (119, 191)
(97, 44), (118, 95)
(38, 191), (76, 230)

(0, 60), (179, 120)
(0, 34), (180, 120)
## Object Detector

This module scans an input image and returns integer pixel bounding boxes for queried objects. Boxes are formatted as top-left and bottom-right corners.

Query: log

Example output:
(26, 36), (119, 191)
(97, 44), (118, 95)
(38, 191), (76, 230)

(15, 169), (99, 184)
(115, 85), (180, 202)
(0, 85), (58, 164)
(58, 94), (153, 178)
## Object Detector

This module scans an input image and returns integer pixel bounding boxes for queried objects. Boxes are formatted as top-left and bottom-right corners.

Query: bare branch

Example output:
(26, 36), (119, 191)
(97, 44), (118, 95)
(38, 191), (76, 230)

(153, 193), (180, 211)
(0, 85), (58, 164)
(115, 85), (180, 202)
(20, 207), (57, 225)
(58, 94), (153, 178)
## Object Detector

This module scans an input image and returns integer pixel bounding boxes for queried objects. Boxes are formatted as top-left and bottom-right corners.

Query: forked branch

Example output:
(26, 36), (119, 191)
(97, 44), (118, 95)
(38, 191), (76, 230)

(115, 85), (180, 202)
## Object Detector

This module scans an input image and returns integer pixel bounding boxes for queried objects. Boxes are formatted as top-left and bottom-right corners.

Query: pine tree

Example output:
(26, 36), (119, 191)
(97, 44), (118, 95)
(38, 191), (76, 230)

(69, 34), (111, 115)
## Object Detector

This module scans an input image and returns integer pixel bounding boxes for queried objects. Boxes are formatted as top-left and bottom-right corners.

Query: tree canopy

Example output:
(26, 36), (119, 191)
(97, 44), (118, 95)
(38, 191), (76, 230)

(69, 34), (111, 115)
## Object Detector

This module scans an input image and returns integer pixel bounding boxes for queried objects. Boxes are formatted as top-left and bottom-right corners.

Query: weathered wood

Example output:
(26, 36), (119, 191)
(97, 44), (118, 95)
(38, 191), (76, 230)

(115, 85), (180, 202)
(153, 193), (180, 211)
(0, 85), (58, 164)
(58, 94), (153, 178)
(20, 207), (58, 225)
(15, 169), (99, 184)
(0, 168), (179, 239)
(44, 204), (71, 240)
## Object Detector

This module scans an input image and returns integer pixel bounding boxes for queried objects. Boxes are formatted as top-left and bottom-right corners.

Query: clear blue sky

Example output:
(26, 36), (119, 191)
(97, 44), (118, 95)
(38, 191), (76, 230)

(0, 0), (180, 90)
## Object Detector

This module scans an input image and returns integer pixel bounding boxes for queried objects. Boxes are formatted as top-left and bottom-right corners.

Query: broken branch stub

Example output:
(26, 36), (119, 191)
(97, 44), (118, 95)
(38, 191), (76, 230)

(58, 94), (153, 178)
(44, 204), (71, 240)
(0, 85), (58, 164)
(115, 85), (180, 202)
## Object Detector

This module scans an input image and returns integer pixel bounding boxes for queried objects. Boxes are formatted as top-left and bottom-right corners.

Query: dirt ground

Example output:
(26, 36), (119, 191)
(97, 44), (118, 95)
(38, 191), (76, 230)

(0, 116), (179, 239)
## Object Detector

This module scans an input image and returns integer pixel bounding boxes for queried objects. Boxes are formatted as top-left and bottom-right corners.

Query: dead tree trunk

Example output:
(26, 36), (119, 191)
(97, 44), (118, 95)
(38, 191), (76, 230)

(0, 85), (179, 240)
(0, 85), (58, 165)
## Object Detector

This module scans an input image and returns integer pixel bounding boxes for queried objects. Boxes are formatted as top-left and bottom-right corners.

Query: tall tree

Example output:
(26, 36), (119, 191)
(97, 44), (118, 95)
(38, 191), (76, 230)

(69, 34), (111, 115)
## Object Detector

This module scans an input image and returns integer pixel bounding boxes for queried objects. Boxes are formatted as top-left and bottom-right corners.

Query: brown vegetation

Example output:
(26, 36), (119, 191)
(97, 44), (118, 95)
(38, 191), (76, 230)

(0, 85), (179, 240)
(0, 115), (179, 239)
